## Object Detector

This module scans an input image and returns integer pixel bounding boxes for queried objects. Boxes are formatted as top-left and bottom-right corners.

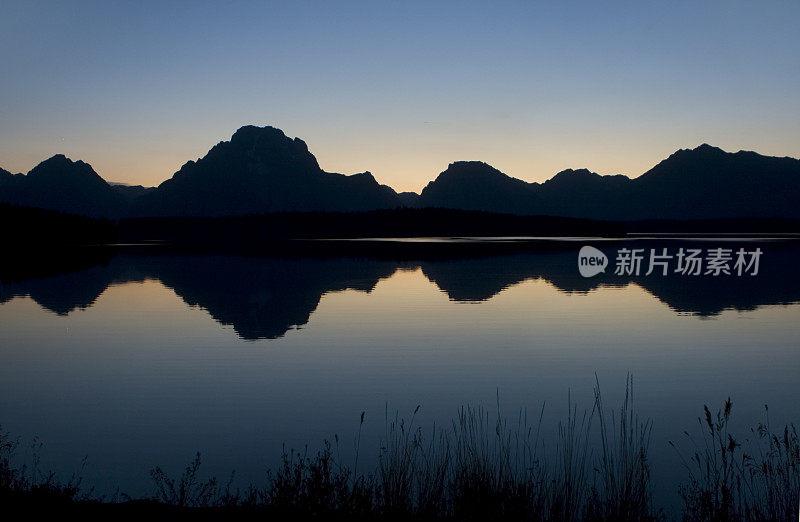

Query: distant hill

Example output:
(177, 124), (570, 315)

(131, 125), (401, 216)
(110, 183), (156, 203)
(397, 191), (421, 207)
(1, 125), (799, 221)
(0, 155), (125, 218)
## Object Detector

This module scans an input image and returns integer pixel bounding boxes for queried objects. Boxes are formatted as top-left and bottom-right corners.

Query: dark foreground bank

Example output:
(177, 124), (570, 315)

(5, 203), (800, 248)
(1, 381), (797, 521)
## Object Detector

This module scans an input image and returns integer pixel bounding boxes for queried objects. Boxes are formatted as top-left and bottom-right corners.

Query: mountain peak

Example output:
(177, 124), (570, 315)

(1, 154), (123, 217)
(225, 125), (318, 167)
(693, 143), (724, 154)
(667, 143), (726, 158)
(132, 124), (400, 216)
(418, 161), (536, 214)
(28, 154), (105, 184)
(439, 161), (509, 180)
(426, 161), (526, 189)
(549, 168), (597, 181)
(230, 125), (287, 144)
(648, 144), (729, 172)
(447, 160), (496, 171)
(39, 153), (73, 168)
(228, 125), (312, 153)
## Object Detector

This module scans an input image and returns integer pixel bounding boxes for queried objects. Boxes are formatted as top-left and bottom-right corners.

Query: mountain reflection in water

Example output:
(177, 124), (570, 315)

(2, 239), (798, 340)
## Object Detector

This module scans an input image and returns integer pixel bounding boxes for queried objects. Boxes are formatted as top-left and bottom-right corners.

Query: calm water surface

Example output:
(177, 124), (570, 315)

(1, 239), (798, 511)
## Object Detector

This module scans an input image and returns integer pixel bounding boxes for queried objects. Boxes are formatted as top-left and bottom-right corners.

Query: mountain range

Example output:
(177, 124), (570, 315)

(1, 125), (799, 221)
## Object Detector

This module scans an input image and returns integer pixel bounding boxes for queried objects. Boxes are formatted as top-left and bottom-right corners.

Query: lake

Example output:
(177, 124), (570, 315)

(1, 238), (798, 513)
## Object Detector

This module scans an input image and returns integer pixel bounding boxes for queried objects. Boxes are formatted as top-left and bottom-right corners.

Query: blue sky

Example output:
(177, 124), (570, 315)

(1, 1), (798, 191)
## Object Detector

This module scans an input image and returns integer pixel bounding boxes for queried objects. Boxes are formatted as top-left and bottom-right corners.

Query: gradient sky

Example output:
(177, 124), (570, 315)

(1, 1), (798, 192)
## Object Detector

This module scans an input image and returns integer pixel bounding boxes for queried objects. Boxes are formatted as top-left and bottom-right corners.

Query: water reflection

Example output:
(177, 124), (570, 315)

(2, 240), (799, 339)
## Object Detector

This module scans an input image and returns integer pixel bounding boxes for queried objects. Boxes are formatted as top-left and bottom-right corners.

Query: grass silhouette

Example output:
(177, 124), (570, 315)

(1, 379), (797, 521)
(672, 400), (799, 522)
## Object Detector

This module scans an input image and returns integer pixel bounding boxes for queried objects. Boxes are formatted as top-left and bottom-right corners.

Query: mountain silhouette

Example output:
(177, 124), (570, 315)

(0, 155), (126, 218)
(416, 145), (800, 220)
(628, 144), (800, 219)
(416, 161), (538, 214)
(131, 126), (401, 216)
(535, 169), (633, 219)
(0, 166), (22, 180)
(2, 125), (799, 222)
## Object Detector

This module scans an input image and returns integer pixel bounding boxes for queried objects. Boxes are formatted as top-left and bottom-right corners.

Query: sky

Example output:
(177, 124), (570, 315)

(1, 1), (798, 192)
